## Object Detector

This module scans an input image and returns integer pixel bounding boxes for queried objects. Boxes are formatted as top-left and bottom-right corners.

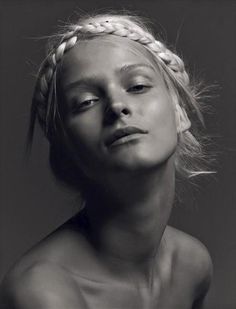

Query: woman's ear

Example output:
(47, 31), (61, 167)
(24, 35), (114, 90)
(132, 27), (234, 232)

(175, 104), (191, 133)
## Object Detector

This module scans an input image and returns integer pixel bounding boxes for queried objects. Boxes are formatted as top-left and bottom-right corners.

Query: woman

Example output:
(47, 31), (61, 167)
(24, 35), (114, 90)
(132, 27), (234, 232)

(0, 12), (213, 309)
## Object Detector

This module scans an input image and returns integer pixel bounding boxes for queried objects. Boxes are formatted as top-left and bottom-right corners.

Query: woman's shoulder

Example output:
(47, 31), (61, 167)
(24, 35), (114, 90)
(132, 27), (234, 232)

(0, 214), (90, 308)
(0, 260), (86, 309)
(11, 212), (90, 273)
(165, 225), (213, 299)
(166, 225), (213, 274)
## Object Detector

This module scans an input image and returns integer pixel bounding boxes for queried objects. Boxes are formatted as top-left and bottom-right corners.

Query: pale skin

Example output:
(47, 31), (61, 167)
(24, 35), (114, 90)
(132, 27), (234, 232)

(0, 36), (213, 309)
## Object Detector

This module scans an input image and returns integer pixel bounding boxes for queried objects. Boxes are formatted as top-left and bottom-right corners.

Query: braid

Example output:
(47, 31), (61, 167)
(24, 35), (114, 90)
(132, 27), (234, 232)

(33, 17), (190, 134)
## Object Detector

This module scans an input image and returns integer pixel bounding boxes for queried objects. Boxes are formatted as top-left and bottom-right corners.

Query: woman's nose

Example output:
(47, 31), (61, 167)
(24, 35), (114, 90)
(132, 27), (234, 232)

(104, 95), (131, 124)
(110, 101), (130, 116)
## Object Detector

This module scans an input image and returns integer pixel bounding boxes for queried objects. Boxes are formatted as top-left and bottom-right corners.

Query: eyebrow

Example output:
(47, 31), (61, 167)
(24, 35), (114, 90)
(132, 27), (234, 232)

(118, 63), (155, 74)
(64, 63), (155, 92)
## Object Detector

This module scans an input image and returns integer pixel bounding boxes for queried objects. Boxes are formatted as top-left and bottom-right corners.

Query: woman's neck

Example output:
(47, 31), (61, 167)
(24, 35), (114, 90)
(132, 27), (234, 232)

(83, 157), (175, 283)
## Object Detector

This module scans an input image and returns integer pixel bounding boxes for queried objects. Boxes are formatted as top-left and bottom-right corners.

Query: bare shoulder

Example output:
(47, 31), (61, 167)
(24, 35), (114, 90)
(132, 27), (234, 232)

(0, 215), (90, 309)
(165, 226), (213, 299)
(0, 261), (85, 309)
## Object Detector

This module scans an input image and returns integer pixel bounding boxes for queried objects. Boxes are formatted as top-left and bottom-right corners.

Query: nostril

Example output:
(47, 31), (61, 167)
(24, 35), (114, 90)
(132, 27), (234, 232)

(108, 102), (131, 117)
(122, 108), (130, 115)
(104, 104), (131, 125)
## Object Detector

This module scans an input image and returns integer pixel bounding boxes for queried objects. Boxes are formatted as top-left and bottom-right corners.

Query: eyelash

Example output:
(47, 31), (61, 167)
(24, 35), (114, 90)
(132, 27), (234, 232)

(127, 84), (151, 93)
(71, 98), (99, 113)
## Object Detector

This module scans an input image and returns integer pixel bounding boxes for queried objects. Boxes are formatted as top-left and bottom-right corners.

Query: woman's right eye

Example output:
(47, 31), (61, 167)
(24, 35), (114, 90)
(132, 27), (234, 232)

(71, 98), (99, 113)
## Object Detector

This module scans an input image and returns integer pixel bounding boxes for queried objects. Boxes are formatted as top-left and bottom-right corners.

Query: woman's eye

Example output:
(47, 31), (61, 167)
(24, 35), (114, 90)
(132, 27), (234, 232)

(71, 98), (99, 113)
(81, 99), (98, 107)
(127, 84), (150, 93)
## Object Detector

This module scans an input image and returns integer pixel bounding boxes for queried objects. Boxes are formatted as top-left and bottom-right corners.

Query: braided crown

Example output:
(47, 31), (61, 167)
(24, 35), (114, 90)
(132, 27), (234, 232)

(33, 16), (190, 135)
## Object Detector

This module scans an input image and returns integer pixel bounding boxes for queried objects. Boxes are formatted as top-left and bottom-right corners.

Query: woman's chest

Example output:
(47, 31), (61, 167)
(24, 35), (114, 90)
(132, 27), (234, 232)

(72, 276), (194, 309)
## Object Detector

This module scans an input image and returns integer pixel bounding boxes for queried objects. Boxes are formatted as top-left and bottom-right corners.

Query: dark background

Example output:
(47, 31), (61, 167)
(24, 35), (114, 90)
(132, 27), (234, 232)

(0, 0), (235, 308)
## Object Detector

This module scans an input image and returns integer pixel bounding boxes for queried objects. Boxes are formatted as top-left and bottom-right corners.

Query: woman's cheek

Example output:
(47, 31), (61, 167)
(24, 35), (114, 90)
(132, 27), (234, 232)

(147, 100), (178, 157)
(147, 98), (176, 133)
(65, 110), (102, 145)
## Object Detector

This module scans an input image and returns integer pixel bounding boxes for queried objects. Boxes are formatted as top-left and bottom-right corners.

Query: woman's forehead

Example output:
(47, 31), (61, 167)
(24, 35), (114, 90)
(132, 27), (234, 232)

(59, 35), (160, 77)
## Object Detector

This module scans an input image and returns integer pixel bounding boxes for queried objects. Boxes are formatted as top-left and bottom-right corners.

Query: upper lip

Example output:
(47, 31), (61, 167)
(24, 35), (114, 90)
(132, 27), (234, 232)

(105, 126), (148, 147)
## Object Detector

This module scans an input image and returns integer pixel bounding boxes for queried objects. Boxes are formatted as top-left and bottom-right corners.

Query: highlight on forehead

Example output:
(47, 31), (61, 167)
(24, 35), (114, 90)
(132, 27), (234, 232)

(60, 33), (159, 62)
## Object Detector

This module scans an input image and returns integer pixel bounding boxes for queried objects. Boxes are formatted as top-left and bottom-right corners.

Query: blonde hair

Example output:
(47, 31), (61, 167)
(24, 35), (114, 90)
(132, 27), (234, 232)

(27, 12), (213, 190)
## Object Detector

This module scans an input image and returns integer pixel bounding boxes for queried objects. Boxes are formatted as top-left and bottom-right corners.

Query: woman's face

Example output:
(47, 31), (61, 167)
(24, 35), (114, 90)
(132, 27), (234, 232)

(57, 36), (178, 180)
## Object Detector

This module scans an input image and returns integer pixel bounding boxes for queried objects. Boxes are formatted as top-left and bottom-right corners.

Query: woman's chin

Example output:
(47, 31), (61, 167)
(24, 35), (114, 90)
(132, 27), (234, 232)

(103, 143), (176, 173)
(105, 153), (168, 173)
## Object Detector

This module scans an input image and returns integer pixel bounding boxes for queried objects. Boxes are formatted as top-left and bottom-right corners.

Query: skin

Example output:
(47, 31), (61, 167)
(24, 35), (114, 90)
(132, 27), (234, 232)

(0, 36), (213, 309)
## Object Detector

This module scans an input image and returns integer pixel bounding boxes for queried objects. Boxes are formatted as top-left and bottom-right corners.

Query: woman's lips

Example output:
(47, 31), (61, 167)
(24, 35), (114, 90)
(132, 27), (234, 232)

(105, 126), (148, 148)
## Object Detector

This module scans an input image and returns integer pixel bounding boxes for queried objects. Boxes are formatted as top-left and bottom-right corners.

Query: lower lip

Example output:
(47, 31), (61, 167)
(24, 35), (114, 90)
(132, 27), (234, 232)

(109, 133), (144, 148)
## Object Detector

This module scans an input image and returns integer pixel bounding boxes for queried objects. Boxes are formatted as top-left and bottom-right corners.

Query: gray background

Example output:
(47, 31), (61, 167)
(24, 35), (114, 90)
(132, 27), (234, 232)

(0, 0), (236, 308)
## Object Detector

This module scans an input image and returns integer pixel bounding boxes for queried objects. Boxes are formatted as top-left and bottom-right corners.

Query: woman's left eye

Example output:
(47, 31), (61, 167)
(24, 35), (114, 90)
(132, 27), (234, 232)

(127, 84), (151, 93)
